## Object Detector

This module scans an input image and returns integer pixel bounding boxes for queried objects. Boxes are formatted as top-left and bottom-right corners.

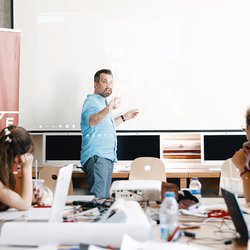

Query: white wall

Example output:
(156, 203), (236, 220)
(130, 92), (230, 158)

(14, 0), (249, 131)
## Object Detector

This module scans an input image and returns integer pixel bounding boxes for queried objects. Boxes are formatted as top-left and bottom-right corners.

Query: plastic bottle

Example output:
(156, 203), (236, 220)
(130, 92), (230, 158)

(159, 191), (180, 241)
(189, 177), (202, 201)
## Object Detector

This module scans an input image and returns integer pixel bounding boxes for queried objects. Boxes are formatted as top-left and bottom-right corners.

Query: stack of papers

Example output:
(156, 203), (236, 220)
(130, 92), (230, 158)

(178, 203), (228, 222)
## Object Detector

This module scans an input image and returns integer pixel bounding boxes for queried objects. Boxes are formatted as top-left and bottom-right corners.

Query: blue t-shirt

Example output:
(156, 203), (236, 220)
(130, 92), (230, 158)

(80, 94), (117, 166)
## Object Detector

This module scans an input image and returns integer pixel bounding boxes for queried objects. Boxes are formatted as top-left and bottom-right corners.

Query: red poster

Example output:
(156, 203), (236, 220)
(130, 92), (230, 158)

(0, 29), (20, 130)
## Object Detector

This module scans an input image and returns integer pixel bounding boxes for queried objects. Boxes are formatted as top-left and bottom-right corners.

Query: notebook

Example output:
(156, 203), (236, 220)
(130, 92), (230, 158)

(26, 163), (73, 222)
(221, 187), (249, 241)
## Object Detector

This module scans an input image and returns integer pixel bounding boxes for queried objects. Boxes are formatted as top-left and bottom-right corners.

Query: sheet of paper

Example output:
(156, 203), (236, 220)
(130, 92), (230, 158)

(0, 209), (26, 221)
(120, 234), (201, 250)
(0, 207), (51, 222)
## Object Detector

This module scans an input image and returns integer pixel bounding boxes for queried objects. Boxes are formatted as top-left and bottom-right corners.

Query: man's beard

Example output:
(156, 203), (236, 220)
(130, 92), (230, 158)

(100, 88), (112, 98)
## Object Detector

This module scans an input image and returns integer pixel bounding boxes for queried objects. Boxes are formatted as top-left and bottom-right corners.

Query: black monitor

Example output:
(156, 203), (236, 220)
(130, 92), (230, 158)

(201, 132), (247, 165)
(43, 133), (81, 165)
(116, 133), (161, 164)
(43, 133), (162, 166)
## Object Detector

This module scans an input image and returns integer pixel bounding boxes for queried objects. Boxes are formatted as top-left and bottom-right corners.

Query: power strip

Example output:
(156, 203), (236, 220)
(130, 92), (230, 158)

(114, 189), (144, 201)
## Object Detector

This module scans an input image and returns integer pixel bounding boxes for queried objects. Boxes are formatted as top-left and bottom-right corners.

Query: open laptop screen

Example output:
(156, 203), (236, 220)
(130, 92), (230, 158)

(221, 187), (249, 241)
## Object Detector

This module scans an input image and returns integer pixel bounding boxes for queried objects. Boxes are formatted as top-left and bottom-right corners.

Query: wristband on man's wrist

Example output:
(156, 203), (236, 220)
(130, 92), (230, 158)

(121, 115), (125, 122)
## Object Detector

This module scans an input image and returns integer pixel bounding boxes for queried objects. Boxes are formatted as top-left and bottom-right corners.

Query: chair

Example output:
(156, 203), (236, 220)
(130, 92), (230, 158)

(219, 158), (244, 197)
(129, 157), (166, 182)
(39, 166), (74, 195)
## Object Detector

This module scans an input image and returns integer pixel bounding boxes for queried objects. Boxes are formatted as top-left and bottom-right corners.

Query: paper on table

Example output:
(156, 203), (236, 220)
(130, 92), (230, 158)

(88, 244), (109, 250)
(196, 203), (227, 212)
(0, 208), (26, 221)
(120, 234), (201, 250)
(239, 203), (250, 214)
(0, 207), (51, 222)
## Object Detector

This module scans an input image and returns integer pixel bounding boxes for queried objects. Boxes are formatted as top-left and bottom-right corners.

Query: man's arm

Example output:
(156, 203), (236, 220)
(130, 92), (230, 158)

(115, 109), (139, 126)
(89, 97), (120, 127)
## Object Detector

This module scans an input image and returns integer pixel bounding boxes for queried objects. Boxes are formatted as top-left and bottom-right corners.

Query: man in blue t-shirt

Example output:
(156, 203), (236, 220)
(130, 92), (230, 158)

(80, 69), (139, 198)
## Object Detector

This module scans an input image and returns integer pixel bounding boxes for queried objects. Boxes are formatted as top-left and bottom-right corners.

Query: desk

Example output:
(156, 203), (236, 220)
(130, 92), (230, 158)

(0, 197), (248, 249)
(72, 168), (220, 192)
(151, 197), (249, 250)
(180, 197), (250, 249)
(16, 168), (220, 195)
(0, 197), (152, 248)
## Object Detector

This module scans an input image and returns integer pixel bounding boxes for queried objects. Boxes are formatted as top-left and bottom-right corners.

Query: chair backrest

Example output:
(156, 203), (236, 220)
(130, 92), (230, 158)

(39, 166), (74, 195)
(219, 158), (244, 197)
(129, 157), (166, 182)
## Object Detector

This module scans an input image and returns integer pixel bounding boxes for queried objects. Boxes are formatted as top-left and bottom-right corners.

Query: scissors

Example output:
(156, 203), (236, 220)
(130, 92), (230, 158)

(208, 209), (231, 219)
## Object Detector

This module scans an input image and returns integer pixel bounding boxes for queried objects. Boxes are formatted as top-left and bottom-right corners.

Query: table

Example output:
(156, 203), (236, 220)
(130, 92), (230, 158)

(161, 198), (249, 249)
(0, 197), (248, 249)
(72, 168), (220, 190)
(81, 168), (220, 197)
(16, 168), (221, 196)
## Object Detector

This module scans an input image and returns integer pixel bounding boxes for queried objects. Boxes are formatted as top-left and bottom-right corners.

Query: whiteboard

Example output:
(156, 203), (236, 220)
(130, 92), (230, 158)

(14, 0), (250, 131)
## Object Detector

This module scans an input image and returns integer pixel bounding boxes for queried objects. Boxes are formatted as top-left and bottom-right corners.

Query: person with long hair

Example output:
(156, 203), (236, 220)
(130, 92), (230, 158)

(232, 107), (250, 201)
(0, 125), (40, 211)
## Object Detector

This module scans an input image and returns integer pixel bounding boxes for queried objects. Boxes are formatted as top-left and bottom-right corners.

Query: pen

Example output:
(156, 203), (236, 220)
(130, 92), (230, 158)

(167, 226), (180, 242)
(107, 209), (117, 219)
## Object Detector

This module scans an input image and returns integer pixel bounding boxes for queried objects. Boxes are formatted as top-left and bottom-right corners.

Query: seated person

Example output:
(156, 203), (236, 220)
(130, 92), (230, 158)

(232, 107), (250, 202)
(0, 126), (42, 211)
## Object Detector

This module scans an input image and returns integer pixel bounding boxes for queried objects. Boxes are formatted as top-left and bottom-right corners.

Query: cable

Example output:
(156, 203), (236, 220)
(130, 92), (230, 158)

(185, 218), (238, 247)
(186, 235), (236, 246)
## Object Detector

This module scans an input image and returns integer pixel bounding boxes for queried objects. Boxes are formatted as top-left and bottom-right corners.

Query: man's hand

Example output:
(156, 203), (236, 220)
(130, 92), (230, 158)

(109, 96), (121, 110)
(124, 109), (139, 121)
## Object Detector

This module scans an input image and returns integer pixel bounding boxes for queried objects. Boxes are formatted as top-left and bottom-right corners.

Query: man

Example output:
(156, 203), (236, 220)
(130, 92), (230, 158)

(80, 69), (139, 198)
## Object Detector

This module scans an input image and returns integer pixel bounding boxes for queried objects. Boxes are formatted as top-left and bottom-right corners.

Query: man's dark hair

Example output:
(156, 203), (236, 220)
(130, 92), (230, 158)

(94, 69), (112, 83)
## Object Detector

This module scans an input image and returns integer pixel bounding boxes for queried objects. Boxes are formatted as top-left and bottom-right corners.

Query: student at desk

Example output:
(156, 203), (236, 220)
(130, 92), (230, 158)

(0, 126), (41, 211)
(232, 107), (250, 202)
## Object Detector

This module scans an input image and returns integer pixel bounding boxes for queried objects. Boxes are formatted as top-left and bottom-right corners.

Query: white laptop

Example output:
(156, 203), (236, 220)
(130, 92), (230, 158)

(26, 163), (73, 222)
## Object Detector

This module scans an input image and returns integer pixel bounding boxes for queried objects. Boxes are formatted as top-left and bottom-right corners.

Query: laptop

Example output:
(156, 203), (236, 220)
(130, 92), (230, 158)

(221, 187), (249, 241)
(26, 164), (73, 222)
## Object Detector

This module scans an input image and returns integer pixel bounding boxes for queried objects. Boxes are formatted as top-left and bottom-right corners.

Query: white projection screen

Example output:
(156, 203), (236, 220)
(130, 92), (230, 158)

(14, 0), (250, 131)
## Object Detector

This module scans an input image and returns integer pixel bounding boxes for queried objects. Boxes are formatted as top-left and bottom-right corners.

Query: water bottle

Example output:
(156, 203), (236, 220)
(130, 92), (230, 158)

(159, 192), (180, 241)
(189, 177), (202, 201)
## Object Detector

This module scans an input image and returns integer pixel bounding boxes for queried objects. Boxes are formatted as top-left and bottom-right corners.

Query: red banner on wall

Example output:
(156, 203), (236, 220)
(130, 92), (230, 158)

(0, 29), (20, 130)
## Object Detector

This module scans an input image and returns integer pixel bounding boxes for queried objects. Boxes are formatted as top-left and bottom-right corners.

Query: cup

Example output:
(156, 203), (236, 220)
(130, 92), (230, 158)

(221, 177), (239, 196)
(32, 179), (45, 193)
